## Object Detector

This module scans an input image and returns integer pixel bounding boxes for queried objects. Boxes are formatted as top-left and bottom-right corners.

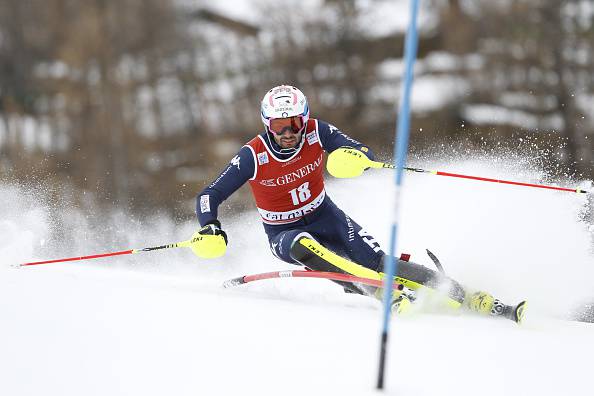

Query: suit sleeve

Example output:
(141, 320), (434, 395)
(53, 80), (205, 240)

(196, 146), (255, 226)
(316, 120), (375, 161)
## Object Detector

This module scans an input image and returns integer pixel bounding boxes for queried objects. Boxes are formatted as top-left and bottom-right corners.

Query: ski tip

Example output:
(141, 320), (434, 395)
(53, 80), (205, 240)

(514, 300), (527, 324)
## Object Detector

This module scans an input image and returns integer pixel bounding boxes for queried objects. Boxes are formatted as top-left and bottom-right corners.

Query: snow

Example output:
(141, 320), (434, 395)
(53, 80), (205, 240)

(356, 0), (437, 37)
(371, 70), (465, 113)
(461, 104), (564, 130)
(180, 0), (435, 38)
(1, 154), (594, 395)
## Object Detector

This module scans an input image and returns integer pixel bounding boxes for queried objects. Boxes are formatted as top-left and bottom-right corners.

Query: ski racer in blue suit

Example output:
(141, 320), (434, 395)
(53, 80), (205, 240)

(197, 116), (384, 272)
(192, 85), (526, 323)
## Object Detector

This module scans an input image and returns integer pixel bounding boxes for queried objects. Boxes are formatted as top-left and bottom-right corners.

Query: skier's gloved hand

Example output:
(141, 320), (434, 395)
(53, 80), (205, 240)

(190, 220), (228, 258)
(326, 146), (371, 178)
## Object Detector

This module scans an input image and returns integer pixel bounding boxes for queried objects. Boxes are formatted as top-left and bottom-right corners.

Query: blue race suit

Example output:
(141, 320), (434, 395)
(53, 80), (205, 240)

(197, 119), (385, 271)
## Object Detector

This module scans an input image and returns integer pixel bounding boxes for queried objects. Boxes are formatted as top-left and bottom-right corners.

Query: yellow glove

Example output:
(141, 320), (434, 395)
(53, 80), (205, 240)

(326, 147), (372, 178)
(190, 220), (228, 258)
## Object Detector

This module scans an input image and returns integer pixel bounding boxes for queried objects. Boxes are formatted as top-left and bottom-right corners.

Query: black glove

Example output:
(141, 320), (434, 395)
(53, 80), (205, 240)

(199, 220), (228, 245)
(191, 220), (228, 259)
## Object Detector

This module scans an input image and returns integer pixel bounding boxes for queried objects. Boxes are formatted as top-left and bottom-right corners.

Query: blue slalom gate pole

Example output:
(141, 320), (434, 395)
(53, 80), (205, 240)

(376, 0), (421, 390)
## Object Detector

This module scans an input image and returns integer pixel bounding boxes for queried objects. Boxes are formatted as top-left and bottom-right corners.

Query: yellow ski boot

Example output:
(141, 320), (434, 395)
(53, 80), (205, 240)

(391, 294), (412, 315)
(467, 291), (527, 324)
(389, 287), (417, 315)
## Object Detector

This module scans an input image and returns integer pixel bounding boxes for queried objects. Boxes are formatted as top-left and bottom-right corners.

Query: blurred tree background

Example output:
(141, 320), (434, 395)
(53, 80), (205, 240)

(1, 0), (593, 220)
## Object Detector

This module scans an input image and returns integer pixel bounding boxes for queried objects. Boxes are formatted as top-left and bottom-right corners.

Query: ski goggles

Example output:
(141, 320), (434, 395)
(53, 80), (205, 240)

(267, 116), (306, 135)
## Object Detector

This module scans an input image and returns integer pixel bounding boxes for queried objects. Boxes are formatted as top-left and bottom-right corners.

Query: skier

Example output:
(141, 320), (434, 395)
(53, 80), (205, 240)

(193, 84), (525, 323)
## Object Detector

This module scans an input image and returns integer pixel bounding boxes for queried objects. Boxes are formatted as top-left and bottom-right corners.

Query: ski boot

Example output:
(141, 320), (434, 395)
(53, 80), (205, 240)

(467, 291), (527, 324)
(390, 287), (417, 315)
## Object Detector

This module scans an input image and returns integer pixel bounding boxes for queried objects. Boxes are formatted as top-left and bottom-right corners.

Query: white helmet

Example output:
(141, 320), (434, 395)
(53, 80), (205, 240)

(260, 85), (310, 133)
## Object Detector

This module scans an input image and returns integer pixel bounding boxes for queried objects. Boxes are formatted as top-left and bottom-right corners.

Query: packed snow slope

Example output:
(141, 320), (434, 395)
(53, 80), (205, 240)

(1, 156), (593, 396)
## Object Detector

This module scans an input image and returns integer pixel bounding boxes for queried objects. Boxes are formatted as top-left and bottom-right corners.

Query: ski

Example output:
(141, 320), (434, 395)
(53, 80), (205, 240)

(425, 249), (445, 274)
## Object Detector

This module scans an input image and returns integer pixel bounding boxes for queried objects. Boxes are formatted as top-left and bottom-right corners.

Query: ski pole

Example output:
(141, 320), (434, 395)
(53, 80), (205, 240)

(17, 238), (197, 267)
(365, 159), (591, 194)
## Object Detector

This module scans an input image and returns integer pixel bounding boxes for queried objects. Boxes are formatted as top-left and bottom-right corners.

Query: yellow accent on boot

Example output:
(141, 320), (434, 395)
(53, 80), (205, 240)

(391, 294), (412, 315)
(514, 301), (527, 324)
(374, 288), (413, 314)
(467, 291), (495, 315)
